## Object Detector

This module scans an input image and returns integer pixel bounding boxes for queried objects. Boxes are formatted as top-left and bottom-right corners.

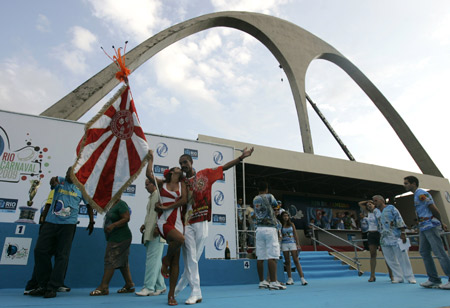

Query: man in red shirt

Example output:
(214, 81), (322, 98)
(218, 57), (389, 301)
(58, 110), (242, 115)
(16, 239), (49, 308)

(175, 147), (253, 304)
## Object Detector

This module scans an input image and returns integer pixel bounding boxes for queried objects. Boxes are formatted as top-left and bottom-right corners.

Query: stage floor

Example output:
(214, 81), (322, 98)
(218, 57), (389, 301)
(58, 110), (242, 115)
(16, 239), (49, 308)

(2, 275), (450, 308)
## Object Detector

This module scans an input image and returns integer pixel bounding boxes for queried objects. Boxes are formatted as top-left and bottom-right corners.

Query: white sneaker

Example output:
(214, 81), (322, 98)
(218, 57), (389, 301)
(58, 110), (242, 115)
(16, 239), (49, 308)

(420, 280), (441, 288)
(259, 280), (269, 289)
(439, 282), (450, 290)
(408, 280), (416, 284)
(268, 281), (286, 290)
(391, 280), (403, 284)
(135, 288), (152, 296)
(185, 295), (202, 305)
(150, 288), (166, 296)
(286, 278), (294, 285)
(301, 277), (308, 285)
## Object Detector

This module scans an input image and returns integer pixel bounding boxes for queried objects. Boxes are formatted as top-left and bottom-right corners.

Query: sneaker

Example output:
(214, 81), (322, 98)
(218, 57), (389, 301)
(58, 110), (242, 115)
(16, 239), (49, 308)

(57, 285), (71, 292)
(268, 281), (286, 290)
(408, 280), (416, 284)
(439, 282), (450, 290)
(420, 280), (441, 288)
(391, 280), (403, 284)
(151, 288), (166, 296)
(29, 287), (46, 296)
(301, 277), (308, 285)
(286, 278), (294, 285)
(44, 289), (57, 298)
(135, 288), (152, 296)
(24, 287), (38, 295)
(258, 280), (269, 289)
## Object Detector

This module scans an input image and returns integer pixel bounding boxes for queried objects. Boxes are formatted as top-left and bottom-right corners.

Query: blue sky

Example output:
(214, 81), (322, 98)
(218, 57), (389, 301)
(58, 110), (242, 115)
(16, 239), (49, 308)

(1, 0), (450, 180)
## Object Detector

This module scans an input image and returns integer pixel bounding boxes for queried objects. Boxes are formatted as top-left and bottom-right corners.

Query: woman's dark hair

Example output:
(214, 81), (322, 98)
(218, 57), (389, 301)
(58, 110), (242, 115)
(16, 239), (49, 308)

(281, 211), (292, 227)
(164, 167), (178, 183)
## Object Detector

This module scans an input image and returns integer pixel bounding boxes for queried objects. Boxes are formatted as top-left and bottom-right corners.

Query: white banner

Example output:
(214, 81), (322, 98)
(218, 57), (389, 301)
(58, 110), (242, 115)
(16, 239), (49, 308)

(0, 111), (236, 258)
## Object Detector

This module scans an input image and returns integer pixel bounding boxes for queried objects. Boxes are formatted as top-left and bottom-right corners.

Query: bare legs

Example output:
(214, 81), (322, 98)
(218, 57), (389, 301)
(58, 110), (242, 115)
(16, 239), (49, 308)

(257, 259), (278, 282)
(93, 263), (134, 294)
(284, 250), (305, 279)
(368, 244), (377, 282)
(162, 229), (184, 305)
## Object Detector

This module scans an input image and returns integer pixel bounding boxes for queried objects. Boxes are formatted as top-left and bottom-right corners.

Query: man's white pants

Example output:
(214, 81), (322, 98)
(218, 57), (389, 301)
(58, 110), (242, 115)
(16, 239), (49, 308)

(175, 221), (208, 297)
(381, 244), (415, 282)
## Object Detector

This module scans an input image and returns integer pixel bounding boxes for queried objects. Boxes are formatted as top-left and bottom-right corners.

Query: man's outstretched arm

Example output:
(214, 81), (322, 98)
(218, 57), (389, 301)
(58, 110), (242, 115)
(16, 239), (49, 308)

(222, 147), (254, 171)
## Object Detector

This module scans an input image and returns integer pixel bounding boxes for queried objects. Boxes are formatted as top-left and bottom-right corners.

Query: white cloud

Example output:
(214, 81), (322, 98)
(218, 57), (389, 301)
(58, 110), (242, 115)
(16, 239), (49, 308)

(211, 0), (291, 15)
(36, 14), (51, 32)
(71, 26), (98, 52)
(430, 13), (450, 46)
(0, 57), (65, 115)
(86, 0), (171, 42)
(52, 48), (88, 75)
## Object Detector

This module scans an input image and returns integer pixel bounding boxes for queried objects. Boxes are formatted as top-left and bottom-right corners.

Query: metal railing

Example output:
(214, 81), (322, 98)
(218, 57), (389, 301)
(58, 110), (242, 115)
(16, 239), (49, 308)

(351, 231), (450, 261)
(310, 224), (363, 273)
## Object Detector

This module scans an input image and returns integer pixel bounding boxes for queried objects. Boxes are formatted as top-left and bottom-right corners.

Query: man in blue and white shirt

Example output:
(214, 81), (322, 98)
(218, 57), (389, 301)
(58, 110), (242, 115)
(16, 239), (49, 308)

(31, 167), (94, 298)
(253, 181), (285, 290)
(373, 195), (415, 284)
(404, 175), (450, 289)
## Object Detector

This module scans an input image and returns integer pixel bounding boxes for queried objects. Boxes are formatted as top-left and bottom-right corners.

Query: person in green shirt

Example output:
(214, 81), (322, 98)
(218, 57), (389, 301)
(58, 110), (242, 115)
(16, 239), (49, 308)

(90, 199), (134, 296)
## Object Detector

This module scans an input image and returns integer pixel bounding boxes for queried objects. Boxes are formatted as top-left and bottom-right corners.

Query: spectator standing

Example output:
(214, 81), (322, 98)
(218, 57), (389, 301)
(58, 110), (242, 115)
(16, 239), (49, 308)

(90, 199), (135, 296)
(373, 195), (416, 284)
(30, 167), (94, 298)
(254, 181), (286, 290)
(280, 211), (308, 286)
(135, 175), (166, 296)
(404, 176), (450, 289)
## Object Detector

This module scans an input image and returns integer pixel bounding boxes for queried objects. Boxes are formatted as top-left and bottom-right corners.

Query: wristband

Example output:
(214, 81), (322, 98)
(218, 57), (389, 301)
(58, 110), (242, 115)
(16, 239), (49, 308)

(239, 156), (244, 161)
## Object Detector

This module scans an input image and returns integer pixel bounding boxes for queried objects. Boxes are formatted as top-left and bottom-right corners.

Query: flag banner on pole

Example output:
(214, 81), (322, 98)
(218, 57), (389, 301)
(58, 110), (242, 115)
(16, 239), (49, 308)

(71, 85), (150, 213)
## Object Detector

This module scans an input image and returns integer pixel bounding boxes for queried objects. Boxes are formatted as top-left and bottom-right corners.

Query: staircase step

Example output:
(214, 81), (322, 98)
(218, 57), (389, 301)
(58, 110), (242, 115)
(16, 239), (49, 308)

(285, 251), (357, 279)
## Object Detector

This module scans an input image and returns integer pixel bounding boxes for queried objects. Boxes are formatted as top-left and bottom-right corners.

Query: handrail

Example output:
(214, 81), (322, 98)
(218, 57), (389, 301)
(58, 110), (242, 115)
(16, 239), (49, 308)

(310, 224), (364, 251)
(310, 223), (362, 273)
(310, 237), (361, 268)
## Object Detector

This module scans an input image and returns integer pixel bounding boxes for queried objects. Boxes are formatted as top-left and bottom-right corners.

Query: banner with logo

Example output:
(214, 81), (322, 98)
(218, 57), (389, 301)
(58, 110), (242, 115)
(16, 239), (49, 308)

(0, 111), (236, 259)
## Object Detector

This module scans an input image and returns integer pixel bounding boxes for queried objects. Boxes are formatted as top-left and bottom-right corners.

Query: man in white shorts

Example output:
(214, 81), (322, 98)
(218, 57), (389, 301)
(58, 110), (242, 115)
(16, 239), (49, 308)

(254, 181), (286, 290)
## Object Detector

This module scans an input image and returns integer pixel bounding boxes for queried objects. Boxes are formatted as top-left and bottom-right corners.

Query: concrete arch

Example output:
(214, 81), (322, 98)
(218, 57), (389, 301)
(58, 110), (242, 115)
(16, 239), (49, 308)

(40, 11), (442, 177)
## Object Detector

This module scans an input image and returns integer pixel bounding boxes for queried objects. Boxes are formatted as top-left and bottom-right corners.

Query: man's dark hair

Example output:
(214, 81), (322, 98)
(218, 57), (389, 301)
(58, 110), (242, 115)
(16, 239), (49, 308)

(404, 175), (419, 186)
(257, 181), (268, 192)
(147, 177), (156, 186)
(179, 154), (193, 163)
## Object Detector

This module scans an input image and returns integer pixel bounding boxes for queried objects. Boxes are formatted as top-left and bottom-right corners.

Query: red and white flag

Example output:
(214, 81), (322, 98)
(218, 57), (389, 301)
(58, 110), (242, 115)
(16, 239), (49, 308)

(72, 85), (150, 213)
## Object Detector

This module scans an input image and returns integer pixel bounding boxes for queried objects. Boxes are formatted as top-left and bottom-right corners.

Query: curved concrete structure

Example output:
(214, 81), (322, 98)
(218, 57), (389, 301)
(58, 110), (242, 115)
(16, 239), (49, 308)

(40, 11), (442, 177)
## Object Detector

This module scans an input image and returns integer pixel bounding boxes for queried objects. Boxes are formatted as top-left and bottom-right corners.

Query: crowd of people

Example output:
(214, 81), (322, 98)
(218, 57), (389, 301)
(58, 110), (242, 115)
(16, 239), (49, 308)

(24, 147), (254, 305)
(22, 149), (450, 304)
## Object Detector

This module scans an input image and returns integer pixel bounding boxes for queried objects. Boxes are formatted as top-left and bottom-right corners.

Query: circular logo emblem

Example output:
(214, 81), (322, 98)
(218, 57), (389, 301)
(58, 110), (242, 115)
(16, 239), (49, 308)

(213, 151), (223, 165)
(0, 135), (4, 157)
(7, 244), (18, 256)
(110, 110), (134, 140)
(214, 190), (224, 206)
(54, 200), (64, 213)
(214, 234), (225, 251)
(156, 143), (169, 157)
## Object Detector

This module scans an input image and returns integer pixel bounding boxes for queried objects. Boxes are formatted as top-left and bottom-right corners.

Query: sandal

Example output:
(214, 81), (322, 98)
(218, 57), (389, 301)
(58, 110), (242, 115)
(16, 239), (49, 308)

(168, 295), (178, 306)
(368, 277), (376, 282)
(161, 256), (170, 279)
(117, 285), (135, 293)
(90, 289), (109, 296)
